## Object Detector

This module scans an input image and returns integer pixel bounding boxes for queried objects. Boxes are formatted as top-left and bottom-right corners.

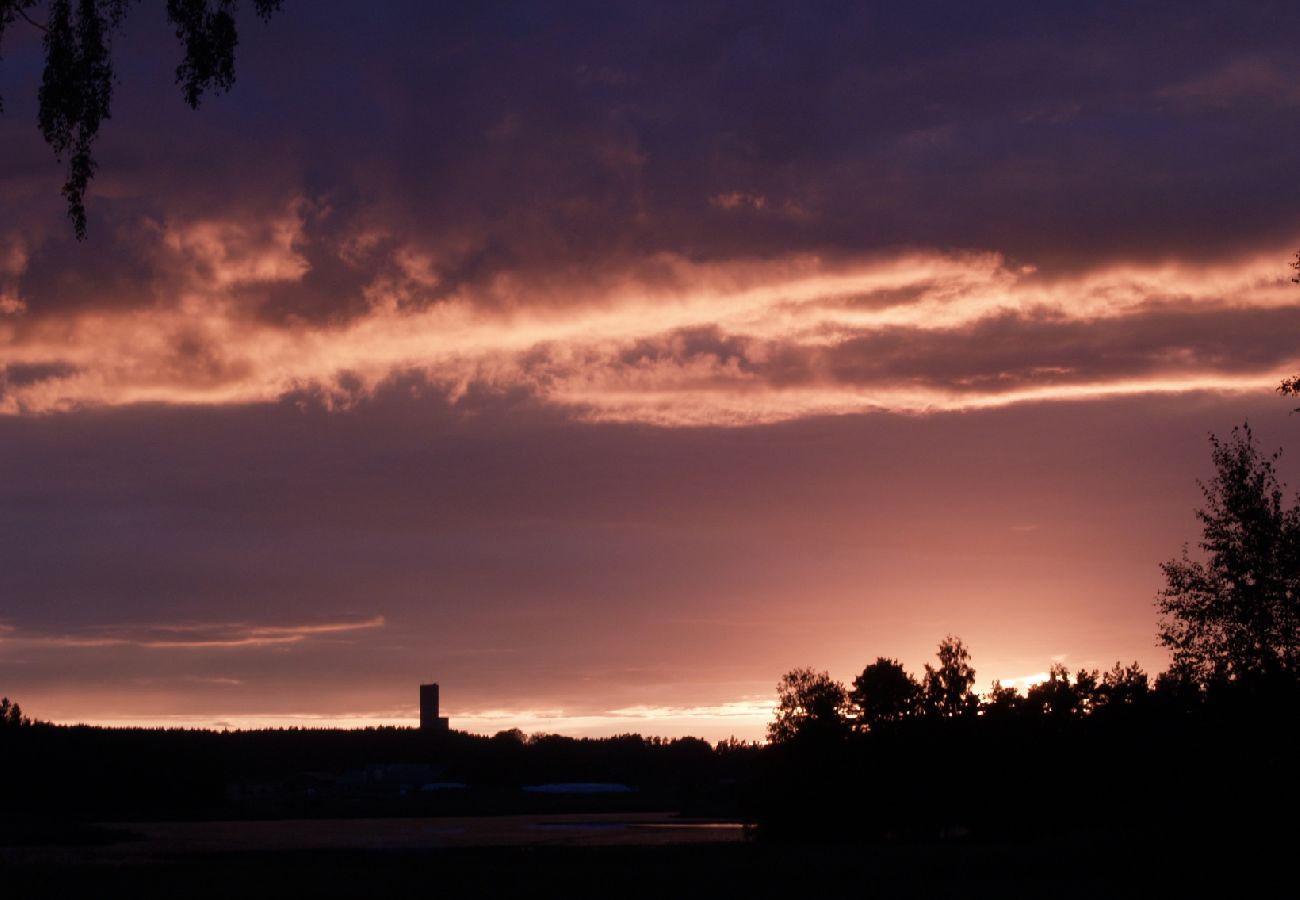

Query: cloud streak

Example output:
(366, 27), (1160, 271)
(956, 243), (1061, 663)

(2, 231), (1295, 425)
(0, 616), (385, 650)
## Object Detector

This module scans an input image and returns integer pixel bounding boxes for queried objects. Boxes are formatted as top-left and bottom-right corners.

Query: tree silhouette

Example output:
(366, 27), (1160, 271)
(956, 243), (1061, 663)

(0, 0), (283, 238)
(0, 696), (30, 728)
(1282, 254), (1300, 403)
(1094, 661), (1149, 712)
(767, 668), (849, 744)
(850, 657), (920, 729)
(982, 680), (1022, 719)
(1157, 425), (1300, 684)
(922, 635), (977, 717)
(1023, 663), (1089, 719)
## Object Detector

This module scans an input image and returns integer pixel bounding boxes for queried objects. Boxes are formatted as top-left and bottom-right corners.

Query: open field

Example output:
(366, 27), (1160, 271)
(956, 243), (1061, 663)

(3, 815), (1290, 899)
(1, 812), (745, 861)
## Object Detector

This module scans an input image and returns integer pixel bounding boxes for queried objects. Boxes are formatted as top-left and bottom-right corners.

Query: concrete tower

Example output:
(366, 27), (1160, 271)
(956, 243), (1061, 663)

(420, 683), (449, 732)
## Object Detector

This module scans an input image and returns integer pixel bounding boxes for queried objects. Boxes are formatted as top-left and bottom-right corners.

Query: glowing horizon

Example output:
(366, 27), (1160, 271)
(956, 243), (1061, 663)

(30, 672), (1079, 742)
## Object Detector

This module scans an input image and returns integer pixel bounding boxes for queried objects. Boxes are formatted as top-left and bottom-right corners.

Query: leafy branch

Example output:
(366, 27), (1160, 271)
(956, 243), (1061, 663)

(0, 0), (283, 239)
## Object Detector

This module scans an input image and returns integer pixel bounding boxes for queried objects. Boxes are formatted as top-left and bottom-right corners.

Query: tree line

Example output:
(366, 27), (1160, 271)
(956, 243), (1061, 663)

(747, 422), (1300, 841)
(769, 644), (1159, 744)
(768, 422), (1300, 746)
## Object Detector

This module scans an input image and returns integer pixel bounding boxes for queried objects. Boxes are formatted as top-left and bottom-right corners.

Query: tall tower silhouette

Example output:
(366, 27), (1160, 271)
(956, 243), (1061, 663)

(420, 683), (449, 732)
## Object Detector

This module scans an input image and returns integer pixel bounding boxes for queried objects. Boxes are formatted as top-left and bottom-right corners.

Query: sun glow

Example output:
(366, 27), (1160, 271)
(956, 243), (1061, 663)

(43, 699), (777, 743)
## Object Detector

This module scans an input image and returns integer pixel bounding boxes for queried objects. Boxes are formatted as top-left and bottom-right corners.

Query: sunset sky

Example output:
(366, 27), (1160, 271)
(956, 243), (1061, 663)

(2, 2), (1299, 740)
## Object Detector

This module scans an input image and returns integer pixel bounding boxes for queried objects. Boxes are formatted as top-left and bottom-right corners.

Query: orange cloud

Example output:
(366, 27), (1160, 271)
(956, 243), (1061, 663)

(2, 219), (1297, 424)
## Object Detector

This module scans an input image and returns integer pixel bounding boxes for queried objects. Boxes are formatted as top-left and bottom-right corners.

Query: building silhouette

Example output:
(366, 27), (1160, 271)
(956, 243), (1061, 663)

(420, 683), (450, 732)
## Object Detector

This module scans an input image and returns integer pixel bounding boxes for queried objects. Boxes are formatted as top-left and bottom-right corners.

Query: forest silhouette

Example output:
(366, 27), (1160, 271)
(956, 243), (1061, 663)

(754, 422), (1300, 839)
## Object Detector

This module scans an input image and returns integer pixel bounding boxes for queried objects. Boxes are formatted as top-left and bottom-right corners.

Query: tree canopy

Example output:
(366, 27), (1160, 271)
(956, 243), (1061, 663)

(922, 635), (977, 717)
(850, 657), (920, 729)
(0, 696), (30, 728)
(767, 668), (849, 744)
(0, 0), (283, 238)
(1280, 375), (1299, 406)
(1157, 425), (1300, 684)
(1282, 253), (1300, 403)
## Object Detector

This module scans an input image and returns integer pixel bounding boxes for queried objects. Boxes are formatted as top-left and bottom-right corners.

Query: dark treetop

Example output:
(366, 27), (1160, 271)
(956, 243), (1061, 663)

(0, 0), (282, 238)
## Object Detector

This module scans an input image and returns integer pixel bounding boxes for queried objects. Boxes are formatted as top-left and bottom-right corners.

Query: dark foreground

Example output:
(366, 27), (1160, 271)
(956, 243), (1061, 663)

(3, 817), (1288, 899)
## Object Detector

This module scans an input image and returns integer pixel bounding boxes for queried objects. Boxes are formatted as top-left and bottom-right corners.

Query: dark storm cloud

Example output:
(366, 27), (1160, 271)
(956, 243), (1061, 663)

(818, 304), (1300, 391)
(4, 0), (1299, 325)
